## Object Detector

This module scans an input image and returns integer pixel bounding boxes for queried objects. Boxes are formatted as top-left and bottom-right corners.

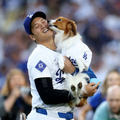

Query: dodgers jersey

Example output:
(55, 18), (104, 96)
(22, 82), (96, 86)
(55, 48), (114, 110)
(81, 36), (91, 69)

(27, 44), (72, 112)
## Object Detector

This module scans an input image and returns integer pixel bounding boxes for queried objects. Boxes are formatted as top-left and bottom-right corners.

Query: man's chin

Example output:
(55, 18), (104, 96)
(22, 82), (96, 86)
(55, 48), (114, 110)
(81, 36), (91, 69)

(111, 109), (120, 114)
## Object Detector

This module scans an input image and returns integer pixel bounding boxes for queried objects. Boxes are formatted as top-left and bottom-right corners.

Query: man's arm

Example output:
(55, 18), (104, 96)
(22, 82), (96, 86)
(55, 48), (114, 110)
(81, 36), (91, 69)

(35, 77), (74, 104)
(82, 67), (97, 79)
(63, 56), (100, 97)
(62, 56), (76, 74)
(79, 104), (92, 120)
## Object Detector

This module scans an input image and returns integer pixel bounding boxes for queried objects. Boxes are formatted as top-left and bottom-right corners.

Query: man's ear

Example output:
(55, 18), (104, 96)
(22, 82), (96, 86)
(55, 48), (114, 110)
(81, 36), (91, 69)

(29, 34), (36, 41)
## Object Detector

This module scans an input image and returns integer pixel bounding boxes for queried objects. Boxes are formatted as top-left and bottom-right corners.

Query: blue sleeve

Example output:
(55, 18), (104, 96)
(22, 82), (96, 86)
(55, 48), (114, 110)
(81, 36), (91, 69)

(72, 67), (96, 79)
(71, 67), (100, 85)
(89, 92), (106, 111)
(82, 67), (97, 79)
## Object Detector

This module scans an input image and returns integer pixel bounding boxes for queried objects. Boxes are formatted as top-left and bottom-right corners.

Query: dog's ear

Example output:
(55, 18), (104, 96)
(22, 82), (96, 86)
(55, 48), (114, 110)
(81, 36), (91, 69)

(66, 21), (77, 36)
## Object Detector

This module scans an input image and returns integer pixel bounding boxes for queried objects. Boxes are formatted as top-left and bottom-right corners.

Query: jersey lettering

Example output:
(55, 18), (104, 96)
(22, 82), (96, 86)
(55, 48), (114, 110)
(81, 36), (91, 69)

(27, 14), (33, 18)
(69, 56), (78, 67)
(55, 69), (65, 84)
(83, 52), (87, 60)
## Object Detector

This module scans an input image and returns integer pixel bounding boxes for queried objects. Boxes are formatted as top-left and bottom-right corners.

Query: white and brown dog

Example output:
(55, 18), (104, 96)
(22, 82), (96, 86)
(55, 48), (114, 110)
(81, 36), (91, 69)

(48, 17), (92, 107)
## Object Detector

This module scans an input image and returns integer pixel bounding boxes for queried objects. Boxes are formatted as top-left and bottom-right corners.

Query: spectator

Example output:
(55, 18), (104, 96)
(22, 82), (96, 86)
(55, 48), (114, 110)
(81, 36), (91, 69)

(77, 69), (120, 120)
(93, 85), (120, 120)
(0, 68), (32, 120)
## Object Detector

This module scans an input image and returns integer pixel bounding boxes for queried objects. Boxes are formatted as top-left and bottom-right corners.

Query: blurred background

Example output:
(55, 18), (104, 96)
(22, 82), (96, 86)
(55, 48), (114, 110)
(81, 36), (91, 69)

(0, 0), (120, 96)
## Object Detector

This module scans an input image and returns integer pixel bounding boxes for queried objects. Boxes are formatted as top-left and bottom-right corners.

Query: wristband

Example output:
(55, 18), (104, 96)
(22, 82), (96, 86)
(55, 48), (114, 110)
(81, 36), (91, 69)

(71, 67), (79, 76)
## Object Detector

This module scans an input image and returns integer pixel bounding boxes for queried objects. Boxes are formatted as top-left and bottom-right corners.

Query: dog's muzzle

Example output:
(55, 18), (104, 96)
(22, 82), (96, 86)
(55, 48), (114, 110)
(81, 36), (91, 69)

(47, 20), (58, 28)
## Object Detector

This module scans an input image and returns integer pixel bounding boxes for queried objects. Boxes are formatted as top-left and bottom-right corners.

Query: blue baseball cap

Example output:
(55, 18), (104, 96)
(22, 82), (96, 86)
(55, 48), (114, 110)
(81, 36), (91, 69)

(23, 11), (46, 35)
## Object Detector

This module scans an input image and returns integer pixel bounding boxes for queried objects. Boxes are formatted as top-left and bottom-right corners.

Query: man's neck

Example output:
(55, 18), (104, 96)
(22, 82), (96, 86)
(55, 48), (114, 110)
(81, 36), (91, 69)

(38, 39), (56, 51)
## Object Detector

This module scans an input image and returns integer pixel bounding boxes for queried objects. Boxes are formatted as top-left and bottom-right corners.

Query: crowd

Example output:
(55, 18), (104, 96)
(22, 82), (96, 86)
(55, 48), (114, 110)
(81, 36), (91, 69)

(0, 0), (120, 120)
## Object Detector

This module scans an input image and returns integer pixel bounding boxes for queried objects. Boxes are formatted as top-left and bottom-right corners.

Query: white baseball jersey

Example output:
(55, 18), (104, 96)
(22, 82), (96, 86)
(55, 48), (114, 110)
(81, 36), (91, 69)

(27, 44), (72, 113)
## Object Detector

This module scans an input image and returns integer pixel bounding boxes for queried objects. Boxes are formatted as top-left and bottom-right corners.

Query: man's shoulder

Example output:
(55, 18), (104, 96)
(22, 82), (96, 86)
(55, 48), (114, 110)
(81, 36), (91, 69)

(93, 101), (109, 120)
(27, 45), (51, 67)
(97, 101), (109, 112)
(28, 45), (43, 60)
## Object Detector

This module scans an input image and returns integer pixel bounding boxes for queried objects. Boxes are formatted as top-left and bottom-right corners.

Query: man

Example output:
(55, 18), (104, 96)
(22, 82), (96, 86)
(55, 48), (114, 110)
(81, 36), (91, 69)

(93, 85), (120, 120)
(23, 11), (100, 120)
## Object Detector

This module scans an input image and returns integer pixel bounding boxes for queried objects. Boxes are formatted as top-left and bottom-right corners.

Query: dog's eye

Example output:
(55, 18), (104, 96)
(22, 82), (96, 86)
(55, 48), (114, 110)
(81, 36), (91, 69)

(57, 19), (61, 21)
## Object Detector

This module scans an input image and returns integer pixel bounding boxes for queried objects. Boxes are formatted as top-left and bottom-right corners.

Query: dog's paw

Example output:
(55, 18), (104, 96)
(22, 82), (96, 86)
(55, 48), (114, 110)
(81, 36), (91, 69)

(77, 82), (82, 96)
(71, 84), (77, 97)
(78, 82), (82, 89)
(77, 59), (87, 72)
(58, 54), (65, 70)
(71, 85), (76, 91)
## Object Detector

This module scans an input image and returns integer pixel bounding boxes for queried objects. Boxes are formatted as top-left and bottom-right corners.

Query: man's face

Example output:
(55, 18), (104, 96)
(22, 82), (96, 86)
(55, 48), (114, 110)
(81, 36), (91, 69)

(106, 72), (120, 87)
(107, 92), (120, 114)
(30, 17), (53, 43)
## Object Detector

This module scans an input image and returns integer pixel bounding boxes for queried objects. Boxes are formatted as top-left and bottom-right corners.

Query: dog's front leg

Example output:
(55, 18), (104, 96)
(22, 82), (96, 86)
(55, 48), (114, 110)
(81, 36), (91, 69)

(76, 82), (82, 105)
(68, 85), (77, 108)
(77, 82), (82, 96)
(71, 84), (77, 98)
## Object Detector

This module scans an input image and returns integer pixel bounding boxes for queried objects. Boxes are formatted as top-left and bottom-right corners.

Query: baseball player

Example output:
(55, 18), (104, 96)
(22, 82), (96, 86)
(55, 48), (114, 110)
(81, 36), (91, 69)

(23, 11), (100, 120)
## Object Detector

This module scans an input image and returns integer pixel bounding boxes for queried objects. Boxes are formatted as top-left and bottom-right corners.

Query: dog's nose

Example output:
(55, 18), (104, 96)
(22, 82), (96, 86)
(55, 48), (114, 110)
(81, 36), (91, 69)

(47, 19), (51, 23)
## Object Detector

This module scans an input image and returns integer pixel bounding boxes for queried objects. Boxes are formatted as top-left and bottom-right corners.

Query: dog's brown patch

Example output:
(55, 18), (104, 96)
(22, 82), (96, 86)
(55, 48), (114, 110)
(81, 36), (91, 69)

(53, 17), (77, 37)
(76, 98), (87, 107)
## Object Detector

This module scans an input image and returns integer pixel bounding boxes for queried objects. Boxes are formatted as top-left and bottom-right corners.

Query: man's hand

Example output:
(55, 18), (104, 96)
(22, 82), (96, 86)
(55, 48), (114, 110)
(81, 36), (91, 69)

(62, 56), (75, 74)
(82, 82), (101, 97)
(62, 56), (100, 97)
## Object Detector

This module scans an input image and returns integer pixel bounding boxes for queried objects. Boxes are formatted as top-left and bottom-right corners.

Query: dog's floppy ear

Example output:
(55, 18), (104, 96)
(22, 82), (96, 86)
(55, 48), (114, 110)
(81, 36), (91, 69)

(66, 21), (77, 36)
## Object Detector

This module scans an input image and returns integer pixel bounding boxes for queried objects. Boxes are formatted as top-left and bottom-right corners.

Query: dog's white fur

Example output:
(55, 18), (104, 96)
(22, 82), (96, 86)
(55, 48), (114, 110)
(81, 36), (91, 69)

(66, 73), (89, 106)
(49, 18), (92, 107)
(56, 33), (89, 72)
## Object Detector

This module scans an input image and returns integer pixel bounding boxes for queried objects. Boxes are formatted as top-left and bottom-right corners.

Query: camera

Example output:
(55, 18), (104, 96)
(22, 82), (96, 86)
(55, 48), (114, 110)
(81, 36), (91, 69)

(20, 86), (30, 95)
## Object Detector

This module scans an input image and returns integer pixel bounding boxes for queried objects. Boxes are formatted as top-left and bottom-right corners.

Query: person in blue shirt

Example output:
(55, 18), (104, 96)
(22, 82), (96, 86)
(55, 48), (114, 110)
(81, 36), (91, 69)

(93, 85), (120, 120)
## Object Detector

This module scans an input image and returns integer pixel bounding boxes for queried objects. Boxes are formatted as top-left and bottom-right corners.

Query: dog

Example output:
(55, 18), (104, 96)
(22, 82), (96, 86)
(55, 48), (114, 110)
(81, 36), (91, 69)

(48, 17), (92, 107)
